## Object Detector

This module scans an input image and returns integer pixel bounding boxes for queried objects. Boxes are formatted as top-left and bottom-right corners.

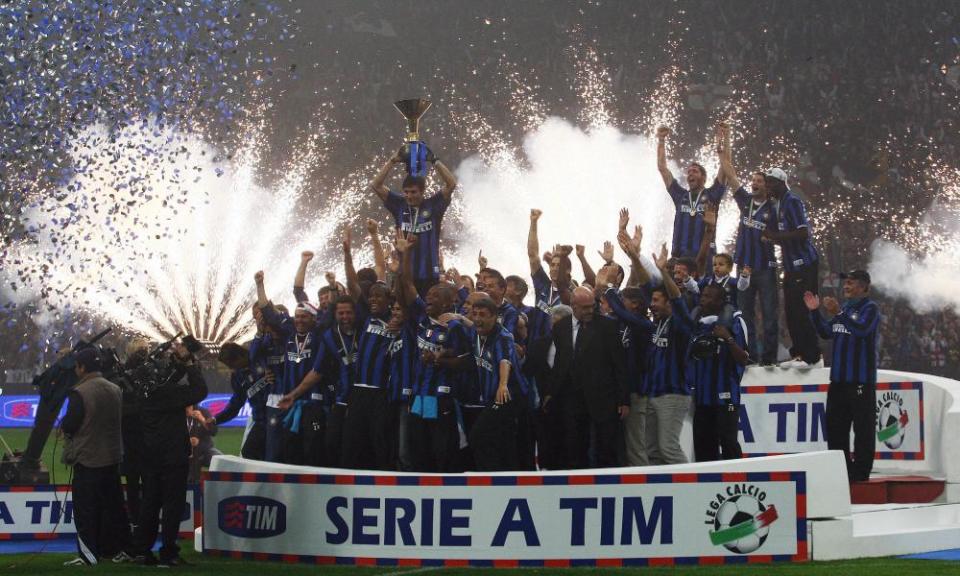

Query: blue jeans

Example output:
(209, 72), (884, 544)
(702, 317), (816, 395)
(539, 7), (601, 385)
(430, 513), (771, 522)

(738, 267), (779, 363)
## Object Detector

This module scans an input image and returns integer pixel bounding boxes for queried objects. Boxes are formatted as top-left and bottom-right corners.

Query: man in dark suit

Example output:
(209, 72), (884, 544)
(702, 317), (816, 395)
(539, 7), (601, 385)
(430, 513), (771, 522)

(523, 304), (573, 471)
(552, 286), (629, 468)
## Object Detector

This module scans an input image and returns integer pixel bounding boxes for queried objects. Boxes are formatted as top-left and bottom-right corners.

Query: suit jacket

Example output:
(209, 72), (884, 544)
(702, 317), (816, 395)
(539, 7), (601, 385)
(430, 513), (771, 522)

(551, 314), (628, 422)
(524, 335), (557, 400)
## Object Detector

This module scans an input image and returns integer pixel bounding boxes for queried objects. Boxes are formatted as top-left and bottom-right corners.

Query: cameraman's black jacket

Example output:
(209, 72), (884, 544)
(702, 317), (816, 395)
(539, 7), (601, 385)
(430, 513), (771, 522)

(139, 364), (208, 469)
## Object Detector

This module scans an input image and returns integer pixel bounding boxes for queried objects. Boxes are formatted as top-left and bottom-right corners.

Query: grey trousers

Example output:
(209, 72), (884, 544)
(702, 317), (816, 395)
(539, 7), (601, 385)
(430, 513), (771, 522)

(645, 393), (690, 464)
(624, 393), (649, 466)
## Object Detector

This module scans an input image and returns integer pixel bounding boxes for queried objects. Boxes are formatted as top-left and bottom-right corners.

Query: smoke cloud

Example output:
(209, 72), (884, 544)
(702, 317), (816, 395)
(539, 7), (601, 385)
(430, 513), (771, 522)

(868, 239), (960, 313)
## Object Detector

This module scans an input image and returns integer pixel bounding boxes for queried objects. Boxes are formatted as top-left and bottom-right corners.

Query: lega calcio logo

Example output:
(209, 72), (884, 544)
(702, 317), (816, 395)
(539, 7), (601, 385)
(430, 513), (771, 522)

(876, 391), (909, 449)
(218, 496), (287, 538)
(705, 484), (779, 554)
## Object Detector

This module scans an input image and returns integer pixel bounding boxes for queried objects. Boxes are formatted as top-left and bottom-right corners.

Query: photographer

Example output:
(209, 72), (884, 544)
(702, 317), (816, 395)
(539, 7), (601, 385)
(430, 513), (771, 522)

(60, 348), (129, 566)
(127, 341), (208, 567)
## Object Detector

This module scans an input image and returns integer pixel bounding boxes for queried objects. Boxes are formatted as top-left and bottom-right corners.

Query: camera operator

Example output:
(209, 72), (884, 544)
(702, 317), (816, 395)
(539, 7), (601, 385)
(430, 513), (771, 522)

(126, 341), (208, 567)
(60, 348), (130, 566)
(117, 339), (149, 531)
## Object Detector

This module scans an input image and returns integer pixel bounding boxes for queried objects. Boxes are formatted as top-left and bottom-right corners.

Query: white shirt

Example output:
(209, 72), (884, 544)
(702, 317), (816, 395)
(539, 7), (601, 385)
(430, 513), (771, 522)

(572, 316), (581, 349)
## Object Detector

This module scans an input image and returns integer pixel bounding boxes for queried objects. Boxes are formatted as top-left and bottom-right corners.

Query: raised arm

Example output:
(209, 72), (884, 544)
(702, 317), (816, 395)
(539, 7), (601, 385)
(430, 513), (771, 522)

(369, 149), (403, 202)
(255, 270), (269, 308)
(656, 126), (674, 188)
(696, 202), (718, 277)
(342, 227), (361, 302)
(804, 292), (834, 340)
(366, 219), (387, 281)
(528, 209), (543, 275)
(576, 244), (597, 287)
(717, 121), (741, 190)
(293, 251), (313, 303)
(434, 159), (458, 202)
(605, 286), (655, 331)
(618, 227), (652, 287)
(395, 230), (418, 307)
(653, 244), (681, 299)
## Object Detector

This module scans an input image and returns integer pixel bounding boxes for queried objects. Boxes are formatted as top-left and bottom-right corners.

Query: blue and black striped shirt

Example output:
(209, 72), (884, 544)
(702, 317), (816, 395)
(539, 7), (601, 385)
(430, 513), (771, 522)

(810, 297), (879, 386)
(687, 311), (749, 406)
(733, 187), (777, 271)
(384, 192), (450, 282)
(353, 301), (395, 391)
(411, 297), (470, 397)
(528, 266), (559, 341)
(312, 326), (358, 405)
(605, 289), (693, 397)
(668, 178), (726, 258)
(261, 306), (323, 402)
(776, 190), (818, 272)
(387, 317), (417, 403)
(468, 324), (529, 406)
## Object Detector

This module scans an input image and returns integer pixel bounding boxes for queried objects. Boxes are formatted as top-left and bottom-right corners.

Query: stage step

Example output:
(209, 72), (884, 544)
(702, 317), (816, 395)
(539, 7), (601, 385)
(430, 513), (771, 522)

(850, 476), (944, 505)
(810, 502), (960, 560)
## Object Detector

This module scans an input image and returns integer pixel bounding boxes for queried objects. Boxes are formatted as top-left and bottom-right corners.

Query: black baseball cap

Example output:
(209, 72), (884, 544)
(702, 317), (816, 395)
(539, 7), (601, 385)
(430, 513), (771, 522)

(839, 270), (871, 284)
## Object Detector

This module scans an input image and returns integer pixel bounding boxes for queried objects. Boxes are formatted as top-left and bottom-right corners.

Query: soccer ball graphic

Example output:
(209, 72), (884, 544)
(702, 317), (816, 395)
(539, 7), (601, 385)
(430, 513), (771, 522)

(877, 400), (906, 449)
(713, 495), (770, 554)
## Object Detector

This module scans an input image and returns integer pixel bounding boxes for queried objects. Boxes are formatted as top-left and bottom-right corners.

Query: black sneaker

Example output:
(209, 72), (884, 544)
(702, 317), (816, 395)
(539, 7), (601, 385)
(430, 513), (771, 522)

(158, 556), (189, 568)
(137, 554), (158, 566)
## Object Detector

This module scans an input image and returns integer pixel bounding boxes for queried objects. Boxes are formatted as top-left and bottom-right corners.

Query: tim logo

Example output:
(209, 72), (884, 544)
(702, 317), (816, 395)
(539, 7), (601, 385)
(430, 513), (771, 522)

(3, 400), (36, 423)
(218, 496), (286, 538)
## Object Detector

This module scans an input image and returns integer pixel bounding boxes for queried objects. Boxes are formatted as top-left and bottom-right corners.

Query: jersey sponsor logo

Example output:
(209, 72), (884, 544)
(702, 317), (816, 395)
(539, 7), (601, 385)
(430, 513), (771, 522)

(388, 339), (404, 355)
(218, 496), (286, 538)
(653, 336), (669, 348)
(266, 354), (284, 366)
(680, 203), (704, 216)
(831, 323), (850, 336)
(246, 375), (270, 399)
(417, 336), (443, 353)
(400, 220), (434, 234)
(741, 216), (767, 231)
(287, 350), (313, 363)
(475, 356), (495, 372)
(365, 323), (393, 338)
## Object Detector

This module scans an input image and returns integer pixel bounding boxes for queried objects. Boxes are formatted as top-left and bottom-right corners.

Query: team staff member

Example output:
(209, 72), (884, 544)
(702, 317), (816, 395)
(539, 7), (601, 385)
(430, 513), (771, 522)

(60, 348), (129, 566)
(369, 144), (458, 296)
(552, 284), (629, 469)
(805, 270), (880, 482)
(687, 284), (750, 461)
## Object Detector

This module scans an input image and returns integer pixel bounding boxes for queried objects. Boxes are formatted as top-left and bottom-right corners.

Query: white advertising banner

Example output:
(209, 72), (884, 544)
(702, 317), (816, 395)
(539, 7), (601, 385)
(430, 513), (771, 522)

(739, 381), (924, 460)
(0, 485), (199, 539)
(203, 470), (807, 567)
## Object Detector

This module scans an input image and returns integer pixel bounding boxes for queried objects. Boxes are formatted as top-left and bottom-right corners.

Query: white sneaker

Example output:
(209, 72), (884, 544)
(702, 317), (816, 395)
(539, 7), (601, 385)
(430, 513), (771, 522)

(63, 558), (87, 567)
(112, 551), (135, 564)
(779, 358), (803, 369)
(797, 358), (824, 371)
